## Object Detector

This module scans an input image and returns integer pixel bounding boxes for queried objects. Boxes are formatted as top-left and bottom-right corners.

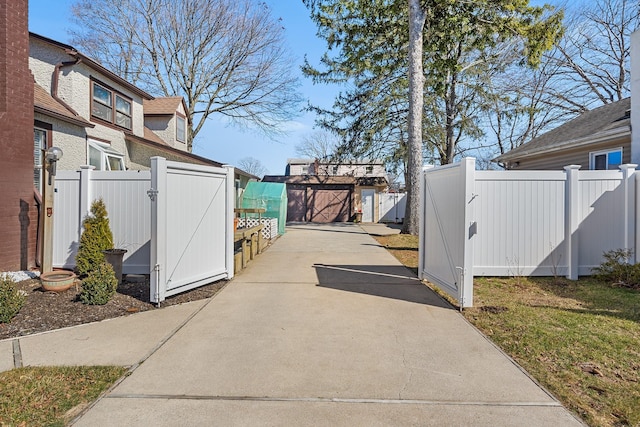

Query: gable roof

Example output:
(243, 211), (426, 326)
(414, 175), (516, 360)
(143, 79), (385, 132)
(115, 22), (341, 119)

(144, 97), (186, 116)
(495, 98), (631, 163)
(34, 83), (94, 128)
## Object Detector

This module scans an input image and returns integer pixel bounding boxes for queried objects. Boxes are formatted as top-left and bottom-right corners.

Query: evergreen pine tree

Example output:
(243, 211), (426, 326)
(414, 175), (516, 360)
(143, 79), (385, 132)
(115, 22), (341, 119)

(75, 198), (114, 276)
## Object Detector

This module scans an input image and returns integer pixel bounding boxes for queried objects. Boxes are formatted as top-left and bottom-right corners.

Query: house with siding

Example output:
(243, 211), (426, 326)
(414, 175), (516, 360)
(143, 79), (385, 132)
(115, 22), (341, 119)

(494, 98), (631, 170)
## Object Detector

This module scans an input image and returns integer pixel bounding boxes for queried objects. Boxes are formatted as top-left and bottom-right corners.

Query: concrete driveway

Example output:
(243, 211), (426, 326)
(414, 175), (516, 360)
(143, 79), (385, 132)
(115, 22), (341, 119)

(74, 223), (583, 426)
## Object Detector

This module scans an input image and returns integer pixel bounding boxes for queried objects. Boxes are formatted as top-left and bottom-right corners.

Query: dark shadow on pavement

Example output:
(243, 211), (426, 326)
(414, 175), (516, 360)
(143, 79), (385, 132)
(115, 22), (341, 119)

(314, 264), (451, 308)
(286, 223), (367, 235)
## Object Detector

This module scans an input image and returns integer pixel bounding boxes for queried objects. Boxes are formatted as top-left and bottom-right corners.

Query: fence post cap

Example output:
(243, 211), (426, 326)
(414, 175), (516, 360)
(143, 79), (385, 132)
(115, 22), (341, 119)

(563, 164), (582, 171)
(619, 163), (638, 170)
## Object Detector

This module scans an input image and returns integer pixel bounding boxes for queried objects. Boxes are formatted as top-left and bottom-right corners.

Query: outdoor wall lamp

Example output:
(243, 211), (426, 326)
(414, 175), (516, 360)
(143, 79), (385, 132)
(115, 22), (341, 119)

(45, 146), (63, 181)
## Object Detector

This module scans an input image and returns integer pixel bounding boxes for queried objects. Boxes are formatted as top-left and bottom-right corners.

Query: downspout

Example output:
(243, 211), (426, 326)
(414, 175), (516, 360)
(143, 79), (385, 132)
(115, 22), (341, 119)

(51, 55), (82, 116)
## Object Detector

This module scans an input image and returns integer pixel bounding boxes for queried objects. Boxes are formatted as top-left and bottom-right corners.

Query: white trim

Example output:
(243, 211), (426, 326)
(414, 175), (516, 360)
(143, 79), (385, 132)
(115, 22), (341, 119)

(34, 127), (47, 193)
(87, 138), (125, 171)
(589, 146), (623, 170)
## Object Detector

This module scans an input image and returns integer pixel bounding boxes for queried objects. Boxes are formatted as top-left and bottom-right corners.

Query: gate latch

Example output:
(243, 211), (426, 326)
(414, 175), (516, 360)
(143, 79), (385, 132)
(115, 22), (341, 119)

(147, 188), (159, 201)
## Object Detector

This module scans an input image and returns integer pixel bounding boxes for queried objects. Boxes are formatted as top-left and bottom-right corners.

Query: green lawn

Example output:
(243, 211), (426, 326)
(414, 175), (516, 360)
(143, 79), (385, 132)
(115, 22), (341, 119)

(376, 234), (640, 427)
(0, 366), (126, 426)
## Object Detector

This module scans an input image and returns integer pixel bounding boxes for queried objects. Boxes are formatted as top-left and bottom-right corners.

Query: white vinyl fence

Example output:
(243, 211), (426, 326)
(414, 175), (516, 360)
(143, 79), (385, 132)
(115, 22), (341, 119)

(419, 157), (638, 308)
(54, 166), (152, 273)
(149, 157), (234, 303)
(379, 192), (406, 223)
(53, 158), (234, 304)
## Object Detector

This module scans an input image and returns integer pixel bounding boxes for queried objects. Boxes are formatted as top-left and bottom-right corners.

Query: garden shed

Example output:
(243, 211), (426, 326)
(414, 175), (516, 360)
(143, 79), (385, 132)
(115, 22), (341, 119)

(240, 182), (287, 235)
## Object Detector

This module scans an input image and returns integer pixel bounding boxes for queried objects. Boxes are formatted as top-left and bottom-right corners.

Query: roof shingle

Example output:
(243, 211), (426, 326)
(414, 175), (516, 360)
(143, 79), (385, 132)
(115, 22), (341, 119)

(496, 98), (631, 162)
(144, 97), (184, 115)
(34, 83), (93, 127)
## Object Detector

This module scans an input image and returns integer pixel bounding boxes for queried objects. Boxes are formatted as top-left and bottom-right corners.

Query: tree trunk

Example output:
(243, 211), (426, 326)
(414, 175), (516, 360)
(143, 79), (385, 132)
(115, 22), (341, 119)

(402, 0), (426, 235)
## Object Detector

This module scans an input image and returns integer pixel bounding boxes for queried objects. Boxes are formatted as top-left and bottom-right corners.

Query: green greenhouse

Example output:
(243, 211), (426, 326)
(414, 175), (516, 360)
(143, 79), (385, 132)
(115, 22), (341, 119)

(240, 181), (287, 235)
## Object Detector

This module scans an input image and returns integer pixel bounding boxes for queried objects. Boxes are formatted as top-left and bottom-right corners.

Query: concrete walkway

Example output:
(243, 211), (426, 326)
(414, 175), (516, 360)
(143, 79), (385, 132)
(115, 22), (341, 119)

(4, 223), (582, 426)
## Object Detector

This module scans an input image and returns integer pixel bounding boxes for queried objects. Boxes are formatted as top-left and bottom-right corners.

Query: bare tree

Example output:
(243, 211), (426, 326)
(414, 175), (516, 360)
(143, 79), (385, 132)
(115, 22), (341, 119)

(545, 0), (639, 110)
(294, 131), (339, 161)
(70, 0), (303, 150)
(237, 157), (268, 178)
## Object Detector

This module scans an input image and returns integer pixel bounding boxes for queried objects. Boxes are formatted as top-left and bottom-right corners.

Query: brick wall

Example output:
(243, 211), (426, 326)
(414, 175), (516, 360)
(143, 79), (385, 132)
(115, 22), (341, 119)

(0, 0), (37, 271)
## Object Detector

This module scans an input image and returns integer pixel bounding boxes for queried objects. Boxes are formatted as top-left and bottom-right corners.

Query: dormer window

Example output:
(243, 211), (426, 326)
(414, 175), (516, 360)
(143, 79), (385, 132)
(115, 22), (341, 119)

(92, 81), (132, 130)
(176, 114), (186, 143)
(366, 165), (374, 174)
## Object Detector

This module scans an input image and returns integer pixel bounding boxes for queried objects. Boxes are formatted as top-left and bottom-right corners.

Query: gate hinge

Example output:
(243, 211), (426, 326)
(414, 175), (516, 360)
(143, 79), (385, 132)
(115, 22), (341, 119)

(147, 188), (159, 201)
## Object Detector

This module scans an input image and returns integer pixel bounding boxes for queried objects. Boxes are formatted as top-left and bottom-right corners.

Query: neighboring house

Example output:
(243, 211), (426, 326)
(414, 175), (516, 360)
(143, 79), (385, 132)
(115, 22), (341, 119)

(29, 32), (256, 194)
(0, 0), (37, 271)
(264, 158), (388, 223)
(285, 158), (387, 177)
(494, 98), (631, 170)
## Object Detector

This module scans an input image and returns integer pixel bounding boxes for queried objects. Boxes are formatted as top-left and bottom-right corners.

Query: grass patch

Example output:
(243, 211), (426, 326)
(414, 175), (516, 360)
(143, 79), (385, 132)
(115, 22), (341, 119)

(466, 277), (640, 427)
(0, 365), (126, 426)
(374, 234), (640, 426)
(374, 234), (419, 275)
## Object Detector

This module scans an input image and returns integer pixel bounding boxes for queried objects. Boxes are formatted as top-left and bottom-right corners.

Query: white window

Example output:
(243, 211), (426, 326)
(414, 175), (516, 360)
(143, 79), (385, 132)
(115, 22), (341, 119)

(176, 115), (186, 143)
(34, 128), (46, 193)
(332, 165), (339, 175)
(365, 165), (374, 174)
(88, 139), (125, 171)
(590, 148), (622, 170)
(301, 165), (309, 174)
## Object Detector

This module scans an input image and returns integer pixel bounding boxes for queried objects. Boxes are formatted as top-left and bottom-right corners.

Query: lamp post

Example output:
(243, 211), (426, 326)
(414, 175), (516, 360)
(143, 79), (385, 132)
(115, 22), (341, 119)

(40, 146), (63, 273)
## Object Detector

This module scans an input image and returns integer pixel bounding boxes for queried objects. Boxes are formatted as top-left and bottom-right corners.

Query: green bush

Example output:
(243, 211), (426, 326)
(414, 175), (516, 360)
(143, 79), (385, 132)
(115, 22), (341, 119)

(79, 262), (118, 305)
(0, 276), (26, 323)
(75, 199), (114, 277)
(592, 249), (640, 287)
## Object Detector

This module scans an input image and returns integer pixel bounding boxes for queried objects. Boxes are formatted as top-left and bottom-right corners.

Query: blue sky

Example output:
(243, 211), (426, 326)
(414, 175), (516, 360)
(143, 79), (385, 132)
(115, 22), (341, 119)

(28, 0), (339, 175)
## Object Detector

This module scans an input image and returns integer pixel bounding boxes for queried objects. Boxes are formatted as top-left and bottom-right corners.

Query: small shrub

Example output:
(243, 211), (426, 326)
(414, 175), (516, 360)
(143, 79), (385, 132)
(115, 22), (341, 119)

(592, 249), (640, 287)
(75, 199), (114, 277)
(79, 262), (118, 305)
(0, 276), (26, 323)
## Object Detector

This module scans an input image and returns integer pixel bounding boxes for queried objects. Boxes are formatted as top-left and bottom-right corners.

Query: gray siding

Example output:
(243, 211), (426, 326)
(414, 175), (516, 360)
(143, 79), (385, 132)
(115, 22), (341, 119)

(508, 138), (631, 170)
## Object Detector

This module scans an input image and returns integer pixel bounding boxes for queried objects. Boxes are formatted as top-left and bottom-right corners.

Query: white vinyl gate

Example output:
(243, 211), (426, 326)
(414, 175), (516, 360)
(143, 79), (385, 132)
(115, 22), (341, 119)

(419, 159), (475, 308)
(150, 157), (234, 303)
(53, 158), (234, 304)
(379, 192), (406, 223)
(419, 158), (638, 308)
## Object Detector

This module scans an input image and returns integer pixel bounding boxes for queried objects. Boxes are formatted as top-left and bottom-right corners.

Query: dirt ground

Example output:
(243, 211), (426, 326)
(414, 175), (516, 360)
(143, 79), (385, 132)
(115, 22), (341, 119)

(0, 276), (226, 340)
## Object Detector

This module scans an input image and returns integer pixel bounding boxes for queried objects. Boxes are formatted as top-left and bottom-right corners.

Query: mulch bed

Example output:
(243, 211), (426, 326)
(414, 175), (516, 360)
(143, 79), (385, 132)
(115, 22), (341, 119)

(0, 276), (226, 340)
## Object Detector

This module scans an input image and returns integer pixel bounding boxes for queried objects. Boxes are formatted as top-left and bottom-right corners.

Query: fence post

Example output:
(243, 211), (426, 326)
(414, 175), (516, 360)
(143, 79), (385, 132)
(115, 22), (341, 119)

(150, 157), (167, 304)
(224, 165), (235, 279)
(564, 165), (581, 280)
(418, 165), (433, 280)
(78, 165), (94, 229)
(460, 157), (475, 308)
(620, 164), (637, 263)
